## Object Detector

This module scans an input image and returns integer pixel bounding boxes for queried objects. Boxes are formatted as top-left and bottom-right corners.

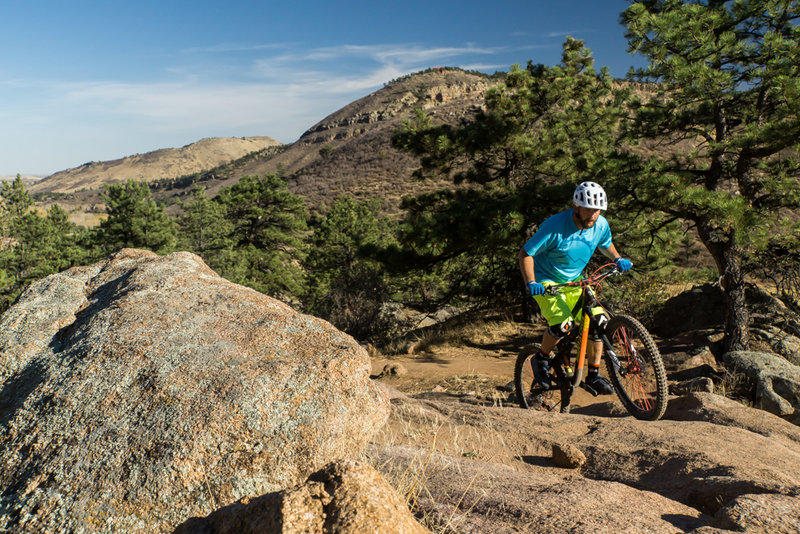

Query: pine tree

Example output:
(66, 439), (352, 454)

(0, 175), (33, 220)
(392, 39), (635, 308)
(214, 175), (308, 301)
(620, 0), (800, 351)
(177, 187), (234, 266)
(99, 180), (177, 254)
(0, 177), (36, 310)
(0, 184), (87, 311)
(395, 39), (630, 187)
(304, 196), (397, 339)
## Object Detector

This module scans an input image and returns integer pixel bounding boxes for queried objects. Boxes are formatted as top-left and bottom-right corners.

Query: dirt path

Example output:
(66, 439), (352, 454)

(370, 319), (632, 413)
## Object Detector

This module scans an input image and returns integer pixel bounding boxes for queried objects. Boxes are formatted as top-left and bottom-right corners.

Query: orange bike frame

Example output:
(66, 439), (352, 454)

(574, 312), (591, 387)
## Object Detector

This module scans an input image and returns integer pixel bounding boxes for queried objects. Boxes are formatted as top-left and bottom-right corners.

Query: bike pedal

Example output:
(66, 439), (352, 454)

(580, 381), (600, 397)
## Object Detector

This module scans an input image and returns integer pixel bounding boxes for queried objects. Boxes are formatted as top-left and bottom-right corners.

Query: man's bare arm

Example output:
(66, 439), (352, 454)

(518, 247), (535, 283)
(599, 244), (622, 261)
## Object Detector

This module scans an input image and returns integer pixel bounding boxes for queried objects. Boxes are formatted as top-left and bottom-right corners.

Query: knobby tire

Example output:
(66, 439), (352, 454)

(604, 314), (667, 421)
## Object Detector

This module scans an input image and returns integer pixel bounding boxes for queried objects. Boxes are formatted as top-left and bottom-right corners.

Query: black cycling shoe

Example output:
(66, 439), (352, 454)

(583, 374), (614, 396)
(531, 353), (553, 389)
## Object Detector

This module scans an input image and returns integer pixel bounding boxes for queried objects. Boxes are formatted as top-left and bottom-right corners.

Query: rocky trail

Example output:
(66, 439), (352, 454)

(368, 319), (800, 533)
(2, 250), (799, 533)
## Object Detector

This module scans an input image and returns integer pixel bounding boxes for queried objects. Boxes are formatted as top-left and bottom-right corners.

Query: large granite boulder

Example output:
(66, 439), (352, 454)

(0, 249), (389, 533)
(724, 350), (800, 422)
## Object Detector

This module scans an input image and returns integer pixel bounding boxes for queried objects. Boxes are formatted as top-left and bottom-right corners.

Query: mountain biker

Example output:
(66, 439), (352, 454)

(518, 181), (632, 395)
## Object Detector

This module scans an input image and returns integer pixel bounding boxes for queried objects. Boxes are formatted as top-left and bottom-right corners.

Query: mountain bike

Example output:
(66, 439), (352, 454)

(513, 264), (668, 421)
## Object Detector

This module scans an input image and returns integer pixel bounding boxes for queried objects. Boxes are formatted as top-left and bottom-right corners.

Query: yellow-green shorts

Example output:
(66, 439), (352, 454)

(533, 283), (584, 327)
(533, 282), (607, 338)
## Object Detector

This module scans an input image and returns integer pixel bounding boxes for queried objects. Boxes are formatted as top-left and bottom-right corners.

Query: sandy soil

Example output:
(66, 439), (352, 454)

(370, 319), (639, 412)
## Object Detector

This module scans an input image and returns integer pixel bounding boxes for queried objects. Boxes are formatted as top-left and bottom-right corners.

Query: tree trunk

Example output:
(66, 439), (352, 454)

(696, 221), (749, 354)
(720, 253), (749, 353)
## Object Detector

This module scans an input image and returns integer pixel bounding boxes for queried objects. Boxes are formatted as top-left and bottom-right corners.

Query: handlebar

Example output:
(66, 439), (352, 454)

(543, 264), (622, 295)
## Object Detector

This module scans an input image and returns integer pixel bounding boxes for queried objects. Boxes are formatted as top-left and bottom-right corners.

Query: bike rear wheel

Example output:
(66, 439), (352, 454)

(514, 345), (556, 410)
(604, 314), (668, 420)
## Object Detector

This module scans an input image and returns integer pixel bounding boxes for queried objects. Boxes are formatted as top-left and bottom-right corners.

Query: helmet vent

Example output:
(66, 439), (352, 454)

(573, 182), (607, 210)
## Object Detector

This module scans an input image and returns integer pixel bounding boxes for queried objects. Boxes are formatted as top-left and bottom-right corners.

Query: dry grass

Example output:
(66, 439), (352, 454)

(435, 374), (510, 406)
(403, 315), (527, 354)
(367, 409), (505, 533)
(717, 369), (755, 407)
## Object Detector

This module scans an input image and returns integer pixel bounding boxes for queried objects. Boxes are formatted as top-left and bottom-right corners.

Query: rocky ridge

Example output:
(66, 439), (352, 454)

(298, 69), (491, 145)
(29, 70), (493, 218)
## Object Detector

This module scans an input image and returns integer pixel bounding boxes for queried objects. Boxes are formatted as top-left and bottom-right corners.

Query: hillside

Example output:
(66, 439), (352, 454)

(29, 69), (495, 220)
(29, 136), (281, 195)
(227, 68), (494, 211)
(0, 175), (43, 185)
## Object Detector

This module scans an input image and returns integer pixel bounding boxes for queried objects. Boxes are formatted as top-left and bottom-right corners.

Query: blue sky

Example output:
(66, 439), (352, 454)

(1, 1), (644, 176)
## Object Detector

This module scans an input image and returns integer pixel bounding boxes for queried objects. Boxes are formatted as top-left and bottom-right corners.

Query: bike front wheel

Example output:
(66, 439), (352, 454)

(604, 314), (668, 421)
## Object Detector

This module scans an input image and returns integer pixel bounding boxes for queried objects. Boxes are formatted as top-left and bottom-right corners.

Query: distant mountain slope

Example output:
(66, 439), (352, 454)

(29, 69), (497, 220)
(214, 69), (495, 211)
(1, 175), (43, 185)
(30, 136), (282, 194)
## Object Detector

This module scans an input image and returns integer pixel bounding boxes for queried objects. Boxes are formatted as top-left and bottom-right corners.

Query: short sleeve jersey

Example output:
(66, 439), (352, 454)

(522, 209), (612, 283)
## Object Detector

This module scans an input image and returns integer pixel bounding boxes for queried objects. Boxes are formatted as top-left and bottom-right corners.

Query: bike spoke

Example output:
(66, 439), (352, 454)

(615, 328), (653, 405)
(606, 316), (667, 420)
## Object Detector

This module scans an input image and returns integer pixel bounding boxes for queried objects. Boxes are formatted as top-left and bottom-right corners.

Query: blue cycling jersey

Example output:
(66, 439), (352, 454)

(522, 209), (612, 283)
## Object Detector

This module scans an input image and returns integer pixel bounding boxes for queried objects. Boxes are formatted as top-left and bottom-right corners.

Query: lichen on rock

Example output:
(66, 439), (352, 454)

(0, 249), (389, 533)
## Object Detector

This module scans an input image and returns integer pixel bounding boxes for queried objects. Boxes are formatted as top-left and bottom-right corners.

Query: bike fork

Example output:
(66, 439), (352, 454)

(602, 337), (626, 377)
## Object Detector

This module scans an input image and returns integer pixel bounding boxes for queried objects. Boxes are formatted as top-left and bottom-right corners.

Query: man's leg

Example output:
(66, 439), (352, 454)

(532, 322), (573, 388)
(540, 330), (558, 356)
(589, 340), (603, 366)
(531, 331), (556, 389)
(531, 287), (579, 389)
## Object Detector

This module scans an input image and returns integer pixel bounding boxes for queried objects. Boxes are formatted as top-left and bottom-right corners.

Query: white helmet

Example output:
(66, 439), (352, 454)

(573, 181), (607, 210)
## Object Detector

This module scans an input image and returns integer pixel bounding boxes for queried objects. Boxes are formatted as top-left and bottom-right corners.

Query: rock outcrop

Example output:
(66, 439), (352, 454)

(298, 69), (490, 144)
(175, 460), (430, 534)
(724, 350), (800, 422)
(748, 284), (800, 366)
(370, 385), (800, 533)
(0, 249), (389, 533)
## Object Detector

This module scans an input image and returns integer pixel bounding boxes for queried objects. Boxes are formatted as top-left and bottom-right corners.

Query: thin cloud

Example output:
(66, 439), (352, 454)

(547, 30), (596, 38)
(252, 43), (510, 74)
(308, 65), (408, 94)
(62, 80), (309, 123)
(3, 39), (546, 173)
(181, 42), (289, 54)
(373, 45), (503, 64)
(53, 70), (396, 142)
(249, 42), (517, 89)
